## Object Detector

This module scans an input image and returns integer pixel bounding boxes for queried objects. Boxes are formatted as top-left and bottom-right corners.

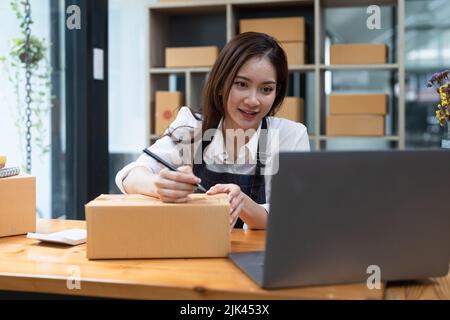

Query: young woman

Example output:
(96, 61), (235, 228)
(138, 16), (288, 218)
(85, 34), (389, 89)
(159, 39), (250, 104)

(116, 32), (310, 230)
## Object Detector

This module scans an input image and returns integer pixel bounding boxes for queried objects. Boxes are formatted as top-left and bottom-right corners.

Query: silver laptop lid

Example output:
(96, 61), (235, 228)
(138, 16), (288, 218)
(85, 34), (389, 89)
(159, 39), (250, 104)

(263, 150), (450, 289)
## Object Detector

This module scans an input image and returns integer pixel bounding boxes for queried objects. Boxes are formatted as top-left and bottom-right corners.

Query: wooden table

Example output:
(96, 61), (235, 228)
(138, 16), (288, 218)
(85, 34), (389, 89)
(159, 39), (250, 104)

(0, 219), (447, 300)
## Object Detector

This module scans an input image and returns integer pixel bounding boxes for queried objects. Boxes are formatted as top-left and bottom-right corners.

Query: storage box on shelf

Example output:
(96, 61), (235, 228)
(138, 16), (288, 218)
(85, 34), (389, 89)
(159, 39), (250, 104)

(276, 97), (305, 123)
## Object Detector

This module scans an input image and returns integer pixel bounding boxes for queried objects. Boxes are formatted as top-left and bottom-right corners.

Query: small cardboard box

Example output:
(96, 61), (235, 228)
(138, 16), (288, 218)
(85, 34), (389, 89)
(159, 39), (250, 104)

(281, 42), (306, 65)
(330, 94), (387, 115)
(165, 46), (219, 68)
(0, 174), (36, 238)
(330, 44), (387, 64)
(85, 194), (230, 259)
(326, 115), (385, 136)
(240, 17), (305, 42)
(155, 91), (183, 135)
(276, 97), (304, 123)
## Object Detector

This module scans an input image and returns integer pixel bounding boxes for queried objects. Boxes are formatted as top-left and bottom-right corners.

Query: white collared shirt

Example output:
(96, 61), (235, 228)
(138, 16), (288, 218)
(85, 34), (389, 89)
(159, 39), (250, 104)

(115, 106), (310, 212)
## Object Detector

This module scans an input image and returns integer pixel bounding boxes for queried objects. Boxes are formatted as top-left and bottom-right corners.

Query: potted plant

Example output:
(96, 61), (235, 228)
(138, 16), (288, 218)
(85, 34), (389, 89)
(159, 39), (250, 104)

(427, 70), (450, 148)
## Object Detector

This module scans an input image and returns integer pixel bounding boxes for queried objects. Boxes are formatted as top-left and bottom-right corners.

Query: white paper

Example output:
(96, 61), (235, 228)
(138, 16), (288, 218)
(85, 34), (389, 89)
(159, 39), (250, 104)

(27, 228), (87, 246)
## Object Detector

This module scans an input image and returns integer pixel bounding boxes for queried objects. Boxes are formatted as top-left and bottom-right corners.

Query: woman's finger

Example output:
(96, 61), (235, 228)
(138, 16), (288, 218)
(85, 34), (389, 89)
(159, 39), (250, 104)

(206, 184), (228, 195)
(230, 202), (243, 226)
(160, 196), (190, 203)
(230, 201), (244, 224)
(156, 187), (192, 200)
(230, 193), (245, 213)
(160, 167), (201, 185)
(155, 177), (197, 192)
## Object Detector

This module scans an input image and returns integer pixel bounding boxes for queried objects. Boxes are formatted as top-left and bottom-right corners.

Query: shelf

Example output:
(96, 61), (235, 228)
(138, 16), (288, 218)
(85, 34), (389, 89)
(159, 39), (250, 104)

(320, 64), (399, 71)
(319, 135), (400, 141)
(151, 65), (316, 74)
(289, 64), (316, 72)
(148, 0), (405, 151)
(150, 0), (313, 11)
(321, 0), (397, 7)
(150, 67), (211, 74)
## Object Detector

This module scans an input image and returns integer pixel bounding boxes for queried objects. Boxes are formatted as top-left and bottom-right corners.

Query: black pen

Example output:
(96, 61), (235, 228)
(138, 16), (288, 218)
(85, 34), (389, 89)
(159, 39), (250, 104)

(142, 148), (207, 193)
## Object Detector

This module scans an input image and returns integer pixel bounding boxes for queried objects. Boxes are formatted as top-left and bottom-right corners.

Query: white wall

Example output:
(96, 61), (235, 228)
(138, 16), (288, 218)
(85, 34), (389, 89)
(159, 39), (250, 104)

(108, 0), (157, 154)
(0, 0), (51, 218)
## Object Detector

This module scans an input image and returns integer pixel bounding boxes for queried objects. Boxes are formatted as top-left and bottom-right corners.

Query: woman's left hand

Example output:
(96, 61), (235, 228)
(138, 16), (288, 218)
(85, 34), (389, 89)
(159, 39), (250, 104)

(206, 184), (245, 228)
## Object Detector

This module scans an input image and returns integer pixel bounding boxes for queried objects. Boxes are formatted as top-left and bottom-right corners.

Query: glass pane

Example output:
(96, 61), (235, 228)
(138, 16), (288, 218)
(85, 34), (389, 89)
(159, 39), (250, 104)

(405, 0), (450, 148)
(0, 0), (55, 218)
(108, 0), (157, 194)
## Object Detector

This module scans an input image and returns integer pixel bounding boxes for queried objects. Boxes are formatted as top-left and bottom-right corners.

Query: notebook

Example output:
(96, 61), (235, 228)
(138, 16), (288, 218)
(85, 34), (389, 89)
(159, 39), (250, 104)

(27, 229), (87, 246)
(0, 167), (20, 179)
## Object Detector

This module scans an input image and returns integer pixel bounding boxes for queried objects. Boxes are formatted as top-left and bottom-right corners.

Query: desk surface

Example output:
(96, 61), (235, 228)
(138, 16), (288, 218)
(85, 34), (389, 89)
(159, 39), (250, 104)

(0, 220), (447, 300)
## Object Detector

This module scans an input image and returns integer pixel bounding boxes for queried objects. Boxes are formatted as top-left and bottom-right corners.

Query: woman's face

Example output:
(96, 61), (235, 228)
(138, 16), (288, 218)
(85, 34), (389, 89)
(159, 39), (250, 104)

(224, 56), (277, 131)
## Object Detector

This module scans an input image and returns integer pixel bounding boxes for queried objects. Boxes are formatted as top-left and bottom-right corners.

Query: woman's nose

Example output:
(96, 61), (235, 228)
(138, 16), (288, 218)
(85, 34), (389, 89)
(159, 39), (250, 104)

(244, 90), (260, 107)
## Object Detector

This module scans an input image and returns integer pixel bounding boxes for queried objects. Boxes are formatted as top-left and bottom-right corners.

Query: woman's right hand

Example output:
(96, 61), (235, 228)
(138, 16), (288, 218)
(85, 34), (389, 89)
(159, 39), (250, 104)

(154, 165), (201, 203)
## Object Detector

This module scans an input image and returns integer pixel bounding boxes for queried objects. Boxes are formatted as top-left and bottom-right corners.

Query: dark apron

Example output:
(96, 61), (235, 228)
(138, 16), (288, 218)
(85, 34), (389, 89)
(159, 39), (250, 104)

(193, 118), (267, 228)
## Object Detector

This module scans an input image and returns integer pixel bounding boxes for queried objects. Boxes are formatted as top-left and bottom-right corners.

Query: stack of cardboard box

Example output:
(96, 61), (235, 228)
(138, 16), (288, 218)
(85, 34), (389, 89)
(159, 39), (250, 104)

(240, 17), (306, 65)
(326, 94), (387, 136)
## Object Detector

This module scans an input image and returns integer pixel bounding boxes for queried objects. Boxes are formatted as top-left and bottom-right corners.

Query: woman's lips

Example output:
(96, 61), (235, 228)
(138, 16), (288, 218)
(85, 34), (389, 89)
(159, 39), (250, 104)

(238, 108), (259, 120)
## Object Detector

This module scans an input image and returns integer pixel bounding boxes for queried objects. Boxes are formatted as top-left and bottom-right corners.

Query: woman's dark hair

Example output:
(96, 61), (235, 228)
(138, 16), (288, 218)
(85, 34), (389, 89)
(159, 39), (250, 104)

(161, 32), (288, 141)
(200, 31), (288, 134)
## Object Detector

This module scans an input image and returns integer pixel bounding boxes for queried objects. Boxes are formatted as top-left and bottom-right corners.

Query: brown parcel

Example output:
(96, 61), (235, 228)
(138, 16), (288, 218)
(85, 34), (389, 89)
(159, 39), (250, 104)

(330, 94), (387, 115)
(155, 91), (183, 135)
(240, 17), (305, 42)
(0, 174), (36, 238)
(85, 194), (230, 259)
(330, 44), (387, 64)
(276, 97), (304, 123)
(327, 115), (385, 136)
(280, 42), (306, 65)
(165, 46), (219, 68)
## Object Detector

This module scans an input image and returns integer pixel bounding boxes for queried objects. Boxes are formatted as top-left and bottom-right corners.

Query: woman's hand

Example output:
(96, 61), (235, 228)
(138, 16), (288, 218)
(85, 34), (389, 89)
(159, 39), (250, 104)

(207, 184), (245, 228)
(154, 165), (201, 203)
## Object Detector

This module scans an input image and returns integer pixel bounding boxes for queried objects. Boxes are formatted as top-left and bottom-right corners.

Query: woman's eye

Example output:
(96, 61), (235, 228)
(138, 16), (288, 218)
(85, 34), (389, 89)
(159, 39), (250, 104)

(262, 87), (274, 94)
(235, 81), (247, 88)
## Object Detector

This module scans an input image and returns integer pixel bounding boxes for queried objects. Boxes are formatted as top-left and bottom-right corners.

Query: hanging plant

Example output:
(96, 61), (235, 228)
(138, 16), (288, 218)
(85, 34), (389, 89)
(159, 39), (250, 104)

(0, 0), (53, 171)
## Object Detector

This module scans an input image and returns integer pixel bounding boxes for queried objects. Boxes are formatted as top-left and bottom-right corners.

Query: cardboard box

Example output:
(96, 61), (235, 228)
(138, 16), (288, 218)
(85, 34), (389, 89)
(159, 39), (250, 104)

(165, 46), (219, 68)
(0, 174), (36, 237)
(155, 91), (183, 135)
(330, 44), (387, 64)
(85, 194), (230, 259)
(276, 97), (304, 123)
(281, 42), (306, 65)
(330, 94), (387, 115)
(326, 115), (385, 136)
(240, 17), (305, 42)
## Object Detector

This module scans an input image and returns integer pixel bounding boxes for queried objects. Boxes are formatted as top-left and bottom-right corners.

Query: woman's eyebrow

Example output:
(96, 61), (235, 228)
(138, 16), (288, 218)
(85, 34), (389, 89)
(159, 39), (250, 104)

(235, 75), (276, 85)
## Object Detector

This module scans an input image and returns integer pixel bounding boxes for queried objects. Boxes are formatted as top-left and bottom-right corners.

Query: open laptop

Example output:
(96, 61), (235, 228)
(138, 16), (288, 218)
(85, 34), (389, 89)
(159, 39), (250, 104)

(229, 150), (450, 289)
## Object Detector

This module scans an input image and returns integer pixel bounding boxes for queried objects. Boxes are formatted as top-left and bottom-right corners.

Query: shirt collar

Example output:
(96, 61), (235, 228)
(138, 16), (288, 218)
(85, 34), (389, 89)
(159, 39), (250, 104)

(204, 118), (262, 164)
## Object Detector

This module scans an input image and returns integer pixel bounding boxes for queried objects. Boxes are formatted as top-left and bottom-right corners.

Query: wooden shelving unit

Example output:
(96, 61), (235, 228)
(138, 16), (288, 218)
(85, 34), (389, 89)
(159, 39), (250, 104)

(148, 0), (405, 150)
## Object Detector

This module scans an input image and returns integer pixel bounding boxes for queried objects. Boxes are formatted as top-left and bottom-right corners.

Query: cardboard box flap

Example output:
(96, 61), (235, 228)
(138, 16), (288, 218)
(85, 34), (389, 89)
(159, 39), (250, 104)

(87, 194), (229, 207)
